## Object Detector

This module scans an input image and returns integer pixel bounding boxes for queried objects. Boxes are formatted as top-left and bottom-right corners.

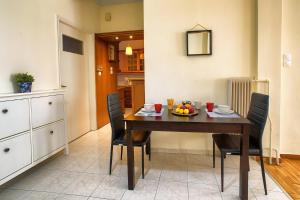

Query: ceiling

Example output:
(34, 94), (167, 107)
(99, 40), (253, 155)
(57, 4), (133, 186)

(96, 0), (142, 6)
(96, 30), (144, 43)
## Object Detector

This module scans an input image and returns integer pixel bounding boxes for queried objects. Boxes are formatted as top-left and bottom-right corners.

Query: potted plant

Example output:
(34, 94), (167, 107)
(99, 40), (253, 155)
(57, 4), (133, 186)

(13, 73), (35, 93)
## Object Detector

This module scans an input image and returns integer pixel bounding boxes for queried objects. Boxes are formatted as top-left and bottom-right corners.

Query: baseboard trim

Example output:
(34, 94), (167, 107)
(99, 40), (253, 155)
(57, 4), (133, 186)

(280, 154), (300, 160)
(254, 156), (282, 163)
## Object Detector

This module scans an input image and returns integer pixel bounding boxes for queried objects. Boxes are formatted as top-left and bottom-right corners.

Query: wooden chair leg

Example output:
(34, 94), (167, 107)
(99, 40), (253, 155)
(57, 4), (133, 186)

(148, 138), (151, 161)
(109, 144), (113, 175)
(260, 155), (268, 195)
(146, 137), (150, 155)
(142, 146), (145, 179)
(120, 145), (123, 160)
(213, 139), (215, 168)
(221, 152), (224, 192)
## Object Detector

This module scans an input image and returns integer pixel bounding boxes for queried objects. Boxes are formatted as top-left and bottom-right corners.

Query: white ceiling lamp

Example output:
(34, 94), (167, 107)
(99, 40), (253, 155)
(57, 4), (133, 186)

(125, 45), (133, 55)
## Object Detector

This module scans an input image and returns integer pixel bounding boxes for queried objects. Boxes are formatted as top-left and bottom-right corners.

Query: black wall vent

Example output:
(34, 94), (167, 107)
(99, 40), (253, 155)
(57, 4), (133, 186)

(62, 34), (83, 55)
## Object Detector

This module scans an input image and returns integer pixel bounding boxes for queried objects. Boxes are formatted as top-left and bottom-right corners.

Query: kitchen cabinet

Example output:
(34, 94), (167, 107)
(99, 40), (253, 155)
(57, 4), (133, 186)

(119, 49), (144, 73)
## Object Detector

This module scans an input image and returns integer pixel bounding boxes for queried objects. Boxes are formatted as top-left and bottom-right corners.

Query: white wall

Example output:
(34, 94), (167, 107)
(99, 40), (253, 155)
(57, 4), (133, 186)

(257, 0), (282, 157)
(280, 0), (300, 155)
(98, 2), (143, 33)
(144, 0), (257, 152)
(0, 0), (100, 94)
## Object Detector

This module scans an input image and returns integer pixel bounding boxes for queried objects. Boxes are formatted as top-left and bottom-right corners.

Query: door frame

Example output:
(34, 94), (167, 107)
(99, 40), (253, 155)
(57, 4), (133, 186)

(55, 15), (97, 131)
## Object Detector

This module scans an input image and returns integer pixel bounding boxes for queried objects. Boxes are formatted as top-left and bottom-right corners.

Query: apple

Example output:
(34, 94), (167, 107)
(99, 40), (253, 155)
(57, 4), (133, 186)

(180, 105), (186, 109)
(188, 107), (195, 113)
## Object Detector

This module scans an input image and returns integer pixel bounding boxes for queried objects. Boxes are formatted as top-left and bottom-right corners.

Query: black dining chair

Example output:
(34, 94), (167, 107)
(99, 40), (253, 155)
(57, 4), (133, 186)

(212, 92), (269, 195)
(107, 92), (151, 178)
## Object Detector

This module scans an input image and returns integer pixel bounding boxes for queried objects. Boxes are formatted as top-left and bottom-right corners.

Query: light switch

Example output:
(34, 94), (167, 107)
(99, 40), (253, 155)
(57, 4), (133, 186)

(283, 53), (292, 67)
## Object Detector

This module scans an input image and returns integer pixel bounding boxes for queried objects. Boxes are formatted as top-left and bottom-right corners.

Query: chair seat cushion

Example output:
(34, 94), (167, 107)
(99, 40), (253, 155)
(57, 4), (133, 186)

(113, 130), (151, 146)
(212, 134), (260, 155)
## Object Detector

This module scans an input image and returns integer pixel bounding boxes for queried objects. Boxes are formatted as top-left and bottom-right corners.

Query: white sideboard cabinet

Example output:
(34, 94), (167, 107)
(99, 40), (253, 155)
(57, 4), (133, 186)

(0, 89), (68, 185)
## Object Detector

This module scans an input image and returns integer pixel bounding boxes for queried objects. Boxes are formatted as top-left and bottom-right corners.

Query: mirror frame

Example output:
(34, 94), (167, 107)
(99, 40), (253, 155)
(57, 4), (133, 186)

(186, 30), (212, 56)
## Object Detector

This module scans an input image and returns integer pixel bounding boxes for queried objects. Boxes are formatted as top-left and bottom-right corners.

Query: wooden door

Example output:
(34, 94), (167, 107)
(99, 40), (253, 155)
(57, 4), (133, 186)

(95, 38), (109, 128)
(95, 38), (118, 128)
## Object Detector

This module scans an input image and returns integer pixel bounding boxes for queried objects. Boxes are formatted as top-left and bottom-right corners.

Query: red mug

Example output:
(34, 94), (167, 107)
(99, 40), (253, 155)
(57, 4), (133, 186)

(206, 102), (214, 112)
(154, 104), (162, 113)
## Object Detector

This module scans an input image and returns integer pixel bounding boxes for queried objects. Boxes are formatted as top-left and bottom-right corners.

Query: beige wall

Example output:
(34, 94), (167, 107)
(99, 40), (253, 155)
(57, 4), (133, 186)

(257, 0), (282, 157)
(98, 2), (143, 33)
(280, 0), (300, 154)
(0, 0), (100, 93)
(144, 0), (257, 152)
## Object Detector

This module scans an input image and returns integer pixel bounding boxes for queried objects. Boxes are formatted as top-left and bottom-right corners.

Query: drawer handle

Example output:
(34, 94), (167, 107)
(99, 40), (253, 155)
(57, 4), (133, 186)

(2, 109), (8, 114)
(3, 148), (10, 153)
(50, 130), (54, 135)
(48, 102), (53, 105)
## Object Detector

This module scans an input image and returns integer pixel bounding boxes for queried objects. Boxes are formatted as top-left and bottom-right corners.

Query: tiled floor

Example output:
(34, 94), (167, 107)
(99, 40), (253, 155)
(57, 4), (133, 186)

(0, 124), (291, 200)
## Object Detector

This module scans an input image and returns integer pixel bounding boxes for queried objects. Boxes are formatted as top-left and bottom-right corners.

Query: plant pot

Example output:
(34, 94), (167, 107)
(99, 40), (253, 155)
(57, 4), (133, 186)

(17, 82), (32, 93)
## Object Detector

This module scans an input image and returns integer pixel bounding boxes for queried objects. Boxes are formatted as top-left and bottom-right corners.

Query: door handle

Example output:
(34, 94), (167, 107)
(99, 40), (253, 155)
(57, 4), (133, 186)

(50, 131), (54, 135)
(48, 102), (53, 105)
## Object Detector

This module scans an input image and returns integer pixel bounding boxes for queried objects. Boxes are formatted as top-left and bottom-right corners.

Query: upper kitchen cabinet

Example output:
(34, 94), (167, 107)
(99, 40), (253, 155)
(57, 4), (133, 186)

(119, 49), (144, 73)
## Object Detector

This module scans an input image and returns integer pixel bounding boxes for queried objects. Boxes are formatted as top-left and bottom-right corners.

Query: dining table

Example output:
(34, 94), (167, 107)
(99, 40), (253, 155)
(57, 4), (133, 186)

(124, 106), (252, 200)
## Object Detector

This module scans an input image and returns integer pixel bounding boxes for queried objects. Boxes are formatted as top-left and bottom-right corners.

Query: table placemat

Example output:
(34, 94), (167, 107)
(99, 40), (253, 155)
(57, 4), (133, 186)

(134, 108), (164, 117)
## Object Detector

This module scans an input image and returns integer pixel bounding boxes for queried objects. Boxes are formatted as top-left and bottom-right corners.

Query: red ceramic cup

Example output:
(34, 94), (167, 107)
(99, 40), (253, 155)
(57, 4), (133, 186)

(206, 102), (214, 112)
(154, 103), (162, 113)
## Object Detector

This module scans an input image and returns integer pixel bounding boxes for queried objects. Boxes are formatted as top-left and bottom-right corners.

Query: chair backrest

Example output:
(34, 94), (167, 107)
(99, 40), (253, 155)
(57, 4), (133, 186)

(247, 92), (269, 145)
(107, 92), (125, 141)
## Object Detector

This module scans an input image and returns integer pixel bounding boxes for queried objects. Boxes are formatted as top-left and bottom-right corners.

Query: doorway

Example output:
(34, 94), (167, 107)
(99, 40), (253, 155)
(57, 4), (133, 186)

(59, 22), (90, 141)
(95, 30), (145, 129)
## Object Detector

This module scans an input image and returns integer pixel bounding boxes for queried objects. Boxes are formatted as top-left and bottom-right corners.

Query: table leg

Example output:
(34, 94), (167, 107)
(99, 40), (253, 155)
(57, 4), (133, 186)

(127, 129), (135, 190)
(239, 125), (249, 199)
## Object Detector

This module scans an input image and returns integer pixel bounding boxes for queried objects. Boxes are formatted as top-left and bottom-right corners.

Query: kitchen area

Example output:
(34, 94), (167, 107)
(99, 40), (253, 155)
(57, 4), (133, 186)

(95, 30), (145, 128)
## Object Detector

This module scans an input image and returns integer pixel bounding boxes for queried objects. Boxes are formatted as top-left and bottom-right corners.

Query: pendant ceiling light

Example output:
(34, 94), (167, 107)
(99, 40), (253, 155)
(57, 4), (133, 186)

(125, 45), (133, 55)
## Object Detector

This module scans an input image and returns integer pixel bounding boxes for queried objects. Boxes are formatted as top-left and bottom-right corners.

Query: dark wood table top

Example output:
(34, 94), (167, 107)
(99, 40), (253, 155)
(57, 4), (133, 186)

(125, 106), (251, 125)
(125, 106), (252, 134)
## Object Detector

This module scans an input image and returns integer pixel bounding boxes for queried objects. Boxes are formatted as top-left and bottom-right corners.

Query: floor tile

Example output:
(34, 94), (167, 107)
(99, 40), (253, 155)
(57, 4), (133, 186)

(253, 189), (291, 200)
(55, 194), (89, 200)
(64, 173), (105, 196)
(155, 181), (188, 200)
(188, 165), (218, 185)
(31, 170), (79, 193)
(91, 176), (127, 200)
(121, 179), (158, 200)
(160, 167), (188, 182)
(0, 189), (32, 200)
(1, 126), (288, 200)
(221, 185), (256, 200)
(188, 182), (222, 200)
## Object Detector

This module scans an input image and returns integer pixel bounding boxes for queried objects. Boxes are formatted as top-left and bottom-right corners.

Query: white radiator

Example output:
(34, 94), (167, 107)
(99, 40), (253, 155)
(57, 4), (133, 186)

(227, 78), (279, 165)
(227, 78), (252, 117)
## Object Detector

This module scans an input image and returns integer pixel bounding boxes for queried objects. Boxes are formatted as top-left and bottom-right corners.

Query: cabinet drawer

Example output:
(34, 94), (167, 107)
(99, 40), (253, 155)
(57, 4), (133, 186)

(0, 99), (30, 139)
(0, 133), (31, 180)
(31, 95), (64, 128)
(32, 121), (65, 161)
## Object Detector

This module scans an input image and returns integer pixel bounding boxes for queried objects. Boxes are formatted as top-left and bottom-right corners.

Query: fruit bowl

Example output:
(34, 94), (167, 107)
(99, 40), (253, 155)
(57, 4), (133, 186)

(171, 101), (199, 117)
(171, 110), (199, 117)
